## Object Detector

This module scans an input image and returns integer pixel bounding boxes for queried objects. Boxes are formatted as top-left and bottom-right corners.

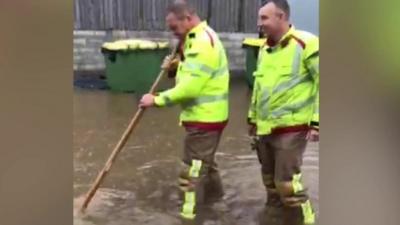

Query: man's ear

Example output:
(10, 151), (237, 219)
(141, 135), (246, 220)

(185, 14), (192, 22)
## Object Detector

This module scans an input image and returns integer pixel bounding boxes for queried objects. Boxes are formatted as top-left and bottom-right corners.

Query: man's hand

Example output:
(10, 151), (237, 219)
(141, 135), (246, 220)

(139, 94), (156, 108)
(161, 54), (179, 70)
(306, 128), (319, 142)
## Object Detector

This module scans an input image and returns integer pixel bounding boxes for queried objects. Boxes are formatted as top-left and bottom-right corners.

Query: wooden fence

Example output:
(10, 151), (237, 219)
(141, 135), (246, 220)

(74, 0), (262, 33)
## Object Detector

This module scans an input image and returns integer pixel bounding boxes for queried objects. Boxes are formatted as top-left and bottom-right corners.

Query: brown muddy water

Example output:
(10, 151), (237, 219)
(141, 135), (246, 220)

(73, 77), (319, 225)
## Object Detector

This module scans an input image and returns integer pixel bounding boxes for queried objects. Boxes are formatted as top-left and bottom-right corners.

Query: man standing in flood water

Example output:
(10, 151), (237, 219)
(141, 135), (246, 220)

(248, 0), (319, 224)
(139, 1), (229, 220)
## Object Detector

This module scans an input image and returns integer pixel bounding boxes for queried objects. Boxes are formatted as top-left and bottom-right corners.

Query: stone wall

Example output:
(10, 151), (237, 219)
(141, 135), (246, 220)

(73, 30), (257, 73)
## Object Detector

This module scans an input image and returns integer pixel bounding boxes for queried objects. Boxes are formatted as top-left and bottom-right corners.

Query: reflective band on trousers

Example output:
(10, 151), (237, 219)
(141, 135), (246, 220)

(270, 95), (316, 119)
(292, 173), (303, 193)
(302, 200), (315, 224)
(292, 173), (315, 224)
(181, 159), (202, 220)
(189, 160), (202, 177)
(183, 93), (228, 108)
(181, 192), (196, 219)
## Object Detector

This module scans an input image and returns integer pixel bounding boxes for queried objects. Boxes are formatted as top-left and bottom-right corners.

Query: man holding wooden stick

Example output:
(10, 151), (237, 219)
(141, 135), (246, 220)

(139, 1), (230, 220)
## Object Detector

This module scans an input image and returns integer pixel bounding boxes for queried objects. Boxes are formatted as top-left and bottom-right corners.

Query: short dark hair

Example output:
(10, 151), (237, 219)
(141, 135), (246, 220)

(167, 1), (197, 20)
(262, 0), (290, 19)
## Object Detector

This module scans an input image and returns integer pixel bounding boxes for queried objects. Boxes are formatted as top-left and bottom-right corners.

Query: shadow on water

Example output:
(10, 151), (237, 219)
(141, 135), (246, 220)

(73, 77), (319, 225)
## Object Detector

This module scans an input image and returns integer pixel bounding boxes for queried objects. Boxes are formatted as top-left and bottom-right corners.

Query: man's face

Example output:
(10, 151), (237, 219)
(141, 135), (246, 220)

(257, 2), (285, 37)
(166, 13), (190, 39)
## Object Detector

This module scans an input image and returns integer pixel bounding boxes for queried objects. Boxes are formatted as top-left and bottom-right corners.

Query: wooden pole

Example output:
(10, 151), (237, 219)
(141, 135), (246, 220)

(79, 45), (178, 213)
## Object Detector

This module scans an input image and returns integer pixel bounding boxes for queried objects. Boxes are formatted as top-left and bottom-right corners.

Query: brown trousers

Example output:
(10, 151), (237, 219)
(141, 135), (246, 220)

(256, 130), (315, 225)
(179, 127), (224, 220)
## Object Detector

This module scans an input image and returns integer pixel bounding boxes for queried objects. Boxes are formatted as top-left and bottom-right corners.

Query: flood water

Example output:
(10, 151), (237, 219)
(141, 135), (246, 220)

(73, 77), (319, 225)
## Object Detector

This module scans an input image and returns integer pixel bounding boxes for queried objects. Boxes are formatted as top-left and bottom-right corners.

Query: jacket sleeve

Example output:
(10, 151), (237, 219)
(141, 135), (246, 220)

(304, 36), (319, 129)
(154, 41), (213, 107)
(248, 46), (266, 125)
(247, 77), (259, 125)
